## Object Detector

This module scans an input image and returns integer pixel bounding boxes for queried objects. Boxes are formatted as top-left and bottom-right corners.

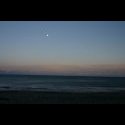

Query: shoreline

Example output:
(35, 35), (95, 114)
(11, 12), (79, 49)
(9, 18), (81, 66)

(0, 90), (125, 104)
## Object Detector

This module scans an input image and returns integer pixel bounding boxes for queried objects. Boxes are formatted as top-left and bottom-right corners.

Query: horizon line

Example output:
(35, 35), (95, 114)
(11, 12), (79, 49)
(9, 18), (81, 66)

(0, 73), (125, 78)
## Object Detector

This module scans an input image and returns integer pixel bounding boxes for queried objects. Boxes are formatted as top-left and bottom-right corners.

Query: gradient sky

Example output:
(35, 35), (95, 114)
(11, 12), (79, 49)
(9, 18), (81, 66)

(0, 21), (125, 76)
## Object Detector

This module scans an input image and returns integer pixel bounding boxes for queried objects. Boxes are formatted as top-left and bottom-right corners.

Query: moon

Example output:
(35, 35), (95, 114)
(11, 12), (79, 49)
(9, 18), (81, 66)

(41, 30), (48, 38)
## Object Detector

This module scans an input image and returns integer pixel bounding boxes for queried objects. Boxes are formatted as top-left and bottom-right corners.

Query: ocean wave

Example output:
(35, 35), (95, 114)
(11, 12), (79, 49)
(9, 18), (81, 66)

(0, 85), (125, 93)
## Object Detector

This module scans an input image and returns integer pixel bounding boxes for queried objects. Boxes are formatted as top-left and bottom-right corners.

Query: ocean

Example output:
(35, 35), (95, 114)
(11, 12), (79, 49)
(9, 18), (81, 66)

(0, 75), (125, 92)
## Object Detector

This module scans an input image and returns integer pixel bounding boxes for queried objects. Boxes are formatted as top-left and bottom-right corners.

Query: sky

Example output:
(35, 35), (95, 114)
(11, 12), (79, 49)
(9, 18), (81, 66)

(0, 21), (125, 76)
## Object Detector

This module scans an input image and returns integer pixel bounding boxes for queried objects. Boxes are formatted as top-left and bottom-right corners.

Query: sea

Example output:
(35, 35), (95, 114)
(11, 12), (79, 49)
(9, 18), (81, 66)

(0, 74), (125, 92)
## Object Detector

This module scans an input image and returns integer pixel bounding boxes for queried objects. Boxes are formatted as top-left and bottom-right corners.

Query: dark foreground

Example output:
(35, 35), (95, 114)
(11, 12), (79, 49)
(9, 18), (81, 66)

(0, 91), (125, 104)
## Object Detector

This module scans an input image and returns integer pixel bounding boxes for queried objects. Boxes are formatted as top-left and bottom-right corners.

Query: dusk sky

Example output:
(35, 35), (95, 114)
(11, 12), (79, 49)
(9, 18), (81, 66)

(0, 21), (125, 76)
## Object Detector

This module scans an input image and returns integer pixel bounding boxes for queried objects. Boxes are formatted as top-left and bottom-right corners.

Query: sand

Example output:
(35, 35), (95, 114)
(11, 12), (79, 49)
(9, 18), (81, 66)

(0, 90), (125, 104)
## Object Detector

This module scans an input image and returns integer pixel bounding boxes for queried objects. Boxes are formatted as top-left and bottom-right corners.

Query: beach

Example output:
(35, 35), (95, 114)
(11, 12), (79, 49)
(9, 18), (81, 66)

(1, 21), (125, 104)
(0, 75), (125, 104)
(0, 90), (125, 104)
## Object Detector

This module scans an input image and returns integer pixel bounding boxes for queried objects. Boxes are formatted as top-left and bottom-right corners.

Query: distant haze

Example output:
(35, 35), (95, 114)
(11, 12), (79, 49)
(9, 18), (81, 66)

(0, 21), (125, 76)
